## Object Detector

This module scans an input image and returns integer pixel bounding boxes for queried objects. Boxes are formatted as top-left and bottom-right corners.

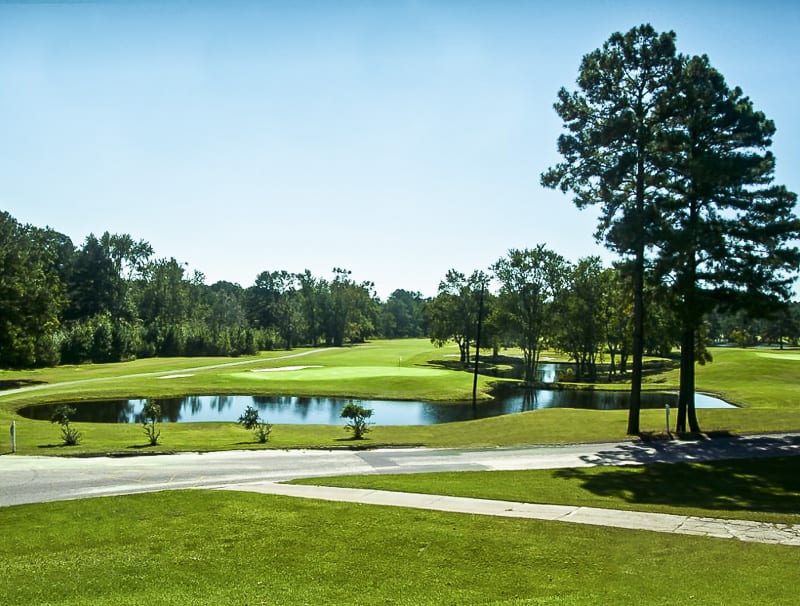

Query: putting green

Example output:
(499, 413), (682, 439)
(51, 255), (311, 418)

(754, 352), (800, 361)
(231, 366), (452, 381)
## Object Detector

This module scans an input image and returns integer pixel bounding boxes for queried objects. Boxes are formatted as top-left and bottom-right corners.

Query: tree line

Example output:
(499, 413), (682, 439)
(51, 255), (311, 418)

(1, 209), (796, 380)
(0, 214), (428, 368)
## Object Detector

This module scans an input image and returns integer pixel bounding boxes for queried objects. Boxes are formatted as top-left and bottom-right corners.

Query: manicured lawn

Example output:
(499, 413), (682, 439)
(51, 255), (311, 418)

(1, 490), (798, 605)
(0, 341), (500, 407)
(297, 456), (800, 525)
(693, 348), (800, 409)
(1, 340), (799, 456)
(2, 342), (798, 604)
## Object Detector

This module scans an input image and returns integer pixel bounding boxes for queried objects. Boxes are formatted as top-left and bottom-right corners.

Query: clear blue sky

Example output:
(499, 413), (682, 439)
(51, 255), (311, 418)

(2, 0), (798, 299)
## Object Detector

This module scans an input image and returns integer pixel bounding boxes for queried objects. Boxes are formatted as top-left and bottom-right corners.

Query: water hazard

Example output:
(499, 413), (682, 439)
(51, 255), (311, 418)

(19, 390), (734, 426)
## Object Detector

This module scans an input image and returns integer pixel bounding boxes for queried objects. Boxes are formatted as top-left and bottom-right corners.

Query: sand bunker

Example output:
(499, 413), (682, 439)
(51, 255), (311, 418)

(250, 365), (323, 373)
(157, 374), (195, 379)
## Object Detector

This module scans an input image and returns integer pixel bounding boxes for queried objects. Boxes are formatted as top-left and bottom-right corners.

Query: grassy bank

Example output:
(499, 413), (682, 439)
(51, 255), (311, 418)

(1, 490), (798, 605)
(1, 340), (798, 455)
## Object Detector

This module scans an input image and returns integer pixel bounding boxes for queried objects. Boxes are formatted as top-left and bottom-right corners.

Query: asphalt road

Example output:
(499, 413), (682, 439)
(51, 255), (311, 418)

(2, 432), (799, 508)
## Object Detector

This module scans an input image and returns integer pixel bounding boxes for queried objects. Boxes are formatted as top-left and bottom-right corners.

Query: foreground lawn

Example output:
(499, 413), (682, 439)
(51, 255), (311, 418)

(1, 341), (799, 456)
(1, 490), (798, 605)
(297, 456), (800, 525)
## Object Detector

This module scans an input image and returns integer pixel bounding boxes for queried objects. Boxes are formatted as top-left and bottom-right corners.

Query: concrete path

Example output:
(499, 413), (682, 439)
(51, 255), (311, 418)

(4, 433), (800, 507)
(213, 481), (800, 547)
(3, 432), (799, 546)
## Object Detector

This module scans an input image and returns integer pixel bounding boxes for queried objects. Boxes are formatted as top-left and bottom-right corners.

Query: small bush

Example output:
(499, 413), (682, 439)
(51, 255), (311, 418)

(238, 405), (272, 443)
(341, 402), (374, 439)
(50, 404), (81, 446)
(142, 400), (162, 446)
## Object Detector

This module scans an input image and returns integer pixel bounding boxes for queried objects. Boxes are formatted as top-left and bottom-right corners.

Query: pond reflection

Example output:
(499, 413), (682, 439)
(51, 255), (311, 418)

(19, 389), (735, 426)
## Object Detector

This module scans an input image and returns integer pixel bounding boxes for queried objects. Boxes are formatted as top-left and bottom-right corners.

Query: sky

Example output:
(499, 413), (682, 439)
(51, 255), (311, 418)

(1, 0), (798, 299)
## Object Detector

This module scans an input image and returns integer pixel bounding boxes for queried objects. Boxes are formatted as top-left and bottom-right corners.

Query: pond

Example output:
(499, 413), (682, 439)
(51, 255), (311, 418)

(19, 390), (735, 426)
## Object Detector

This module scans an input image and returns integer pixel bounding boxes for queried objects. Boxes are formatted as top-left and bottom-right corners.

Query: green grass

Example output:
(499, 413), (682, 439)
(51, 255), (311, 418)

(5, 406), (800, 457)
(0, 340), (497, 406)
(693, 348), (800, 409)
(3, 343), (799, 604)
(1, 340), (799, 456)
(1, 490), (798, 605)
(296, 456), (800, 525)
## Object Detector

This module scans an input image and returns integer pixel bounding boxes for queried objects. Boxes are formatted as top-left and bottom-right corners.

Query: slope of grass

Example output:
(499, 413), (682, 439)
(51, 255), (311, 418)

(694, 348), (800, 408)
(1, 490), (798, 605)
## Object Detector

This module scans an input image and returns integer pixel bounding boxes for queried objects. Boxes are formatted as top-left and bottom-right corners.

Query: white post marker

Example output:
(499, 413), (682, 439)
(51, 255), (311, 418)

(665, 404), (670, 434)
(10, 421), (16, 454)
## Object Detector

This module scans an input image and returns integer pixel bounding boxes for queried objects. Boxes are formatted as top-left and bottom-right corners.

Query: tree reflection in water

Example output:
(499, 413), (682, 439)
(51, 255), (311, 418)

(19, 391), (734, 426)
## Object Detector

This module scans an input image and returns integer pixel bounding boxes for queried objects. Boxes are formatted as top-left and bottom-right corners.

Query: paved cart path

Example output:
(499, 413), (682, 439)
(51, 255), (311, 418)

(0, 349), (327, 399)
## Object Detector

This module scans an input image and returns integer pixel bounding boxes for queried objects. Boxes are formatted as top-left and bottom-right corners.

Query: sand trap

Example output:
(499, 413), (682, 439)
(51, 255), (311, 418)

(157, 374), (195, 379)
(250, 365), (323, 373)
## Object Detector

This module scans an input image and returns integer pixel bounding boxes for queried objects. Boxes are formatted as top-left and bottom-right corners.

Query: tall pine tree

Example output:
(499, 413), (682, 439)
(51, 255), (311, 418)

(541, 24), (679, 434)
(654, 54), (800, 432)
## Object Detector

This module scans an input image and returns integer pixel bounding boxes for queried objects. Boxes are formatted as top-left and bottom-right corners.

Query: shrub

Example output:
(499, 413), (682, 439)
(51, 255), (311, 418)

(341, 402), (374, 439)
(50, 404), (81, 446)
(141, 400), (162, 446)
(237, 405), (272, 443)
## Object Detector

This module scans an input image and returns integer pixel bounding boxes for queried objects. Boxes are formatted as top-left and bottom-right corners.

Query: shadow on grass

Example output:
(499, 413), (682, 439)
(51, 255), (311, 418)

(424, 356), (520, 378)
(0, 379), (47, 391)
(554, 454), (800, 514)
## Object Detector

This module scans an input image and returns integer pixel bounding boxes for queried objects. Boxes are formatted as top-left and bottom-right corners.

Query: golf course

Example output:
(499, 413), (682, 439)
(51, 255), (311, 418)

(2, 339), (799, 604)
(2, 339), (800, 455)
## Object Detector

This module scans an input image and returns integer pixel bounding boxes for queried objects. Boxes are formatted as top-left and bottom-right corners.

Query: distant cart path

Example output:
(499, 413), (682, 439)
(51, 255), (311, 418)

(0, 349), (327, 399)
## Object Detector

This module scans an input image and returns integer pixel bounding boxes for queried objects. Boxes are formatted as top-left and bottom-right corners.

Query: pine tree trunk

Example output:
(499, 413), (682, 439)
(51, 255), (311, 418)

(676, 326), (693, 432)
(628, 245), (644, 435)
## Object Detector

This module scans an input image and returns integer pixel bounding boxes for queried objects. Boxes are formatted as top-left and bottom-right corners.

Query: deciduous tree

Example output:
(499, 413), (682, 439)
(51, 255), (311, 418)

(492, 246), (569, 384)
